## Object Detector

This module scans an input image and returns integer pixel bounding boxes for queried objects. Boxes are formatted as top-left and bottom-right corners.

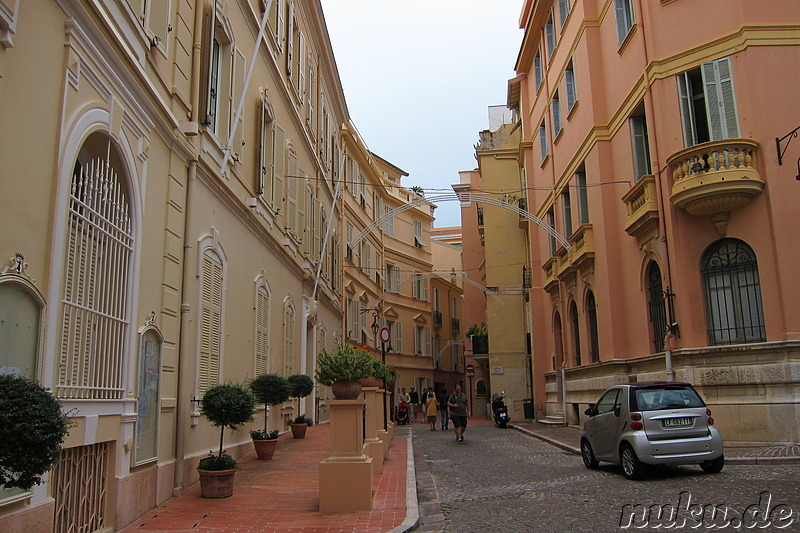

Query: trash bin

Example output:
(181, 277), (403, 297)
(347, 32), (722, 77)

(523, 398), (534, 420)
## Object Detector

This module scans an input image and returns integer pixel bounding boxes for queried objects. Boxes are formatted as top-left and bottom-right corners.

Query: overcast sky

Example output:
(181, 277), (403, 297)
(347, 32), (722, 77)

(320, 1), (524, 228)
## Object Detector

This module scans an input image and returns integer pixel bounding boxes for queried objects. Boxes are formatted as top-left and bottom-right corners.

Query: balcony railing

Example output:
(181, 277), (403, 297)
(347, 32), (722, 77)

(667, 139), (764, 236)
(522, 266), (531, 289)
(433, 310), (443, 328)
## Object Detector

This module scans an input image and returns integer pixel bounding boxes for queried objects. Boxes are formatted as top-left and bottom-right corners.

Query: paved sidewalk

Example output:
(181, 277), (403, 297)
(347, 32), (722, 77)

(121, 423), (414, 533)
(510, 420), (800, 465)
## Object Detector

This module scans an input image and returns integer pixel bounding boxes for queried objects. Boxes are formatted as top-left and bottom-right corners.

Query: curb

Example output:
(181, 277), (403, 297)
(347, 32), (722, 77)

(509, 424), (580, 455)
(390, 429), (419, 533)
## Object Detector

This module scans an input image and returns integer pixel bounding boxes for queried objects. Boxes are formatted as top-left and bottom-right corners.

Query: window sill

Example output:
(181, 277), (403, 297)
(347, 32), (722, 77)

(540, 153), (551, 168)
(553, 127), (565, 145)
(566, 100), (579, 121)
(617, 24), (638, 56)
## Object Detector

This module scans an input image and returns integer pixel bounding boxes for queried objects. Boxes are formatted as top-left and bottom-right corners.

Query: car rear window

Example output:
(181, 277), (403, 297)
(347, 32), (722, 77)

(633, 386), (705, 411)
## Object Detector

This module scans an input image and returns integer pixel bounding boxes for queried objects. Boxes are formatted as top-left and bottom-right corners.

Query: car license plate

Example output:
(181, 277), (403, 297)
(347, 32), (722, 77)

(662, 417), (691, 428)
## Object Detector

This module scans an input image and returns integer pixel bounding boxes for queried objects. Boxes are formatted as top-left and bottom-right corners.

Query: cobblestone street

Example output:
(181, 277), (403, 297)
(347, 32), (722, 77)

(412, 424), (800, 532)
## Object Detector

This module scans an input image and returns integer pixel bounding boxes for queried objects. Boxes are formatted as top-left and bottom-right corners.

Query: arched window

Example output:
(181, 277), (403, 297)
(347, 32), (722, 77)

(569, 301), (581, 366)
(702, 239), (765, 345)
(283, 298), (295, 376)
(58, 135), (133, 399)
(587, 291), (600, 363)
(647, 262), (667, 352)
(0, 271), (44, 380)
(135, 319), (162, 465)
(199, 248), (224, 394)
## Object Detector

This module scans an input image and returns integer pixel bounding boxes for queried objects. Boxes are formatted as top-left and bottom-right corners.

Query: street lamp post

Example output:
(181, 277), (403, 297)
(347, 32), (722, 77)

(370, 311), (388, 431)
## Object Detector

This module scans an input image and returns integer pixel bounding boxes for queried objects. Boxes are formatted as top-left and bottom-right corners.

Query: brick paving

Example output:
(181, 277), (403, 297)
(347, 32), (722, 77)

(121, 423), (410, 533)
(412, 419), (800, 533)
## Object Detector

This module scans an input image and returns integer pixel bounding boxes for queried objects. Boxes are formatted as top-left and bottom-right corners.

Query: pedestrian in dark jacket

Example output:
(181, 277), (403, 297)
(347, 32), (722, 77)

(438, 388), (450, 430)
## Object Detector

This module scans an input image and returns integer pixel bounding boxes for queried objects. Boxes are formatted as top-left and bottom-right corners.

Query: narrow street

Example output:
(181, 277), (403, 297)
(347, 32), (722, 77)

(411, 422), (799, 532)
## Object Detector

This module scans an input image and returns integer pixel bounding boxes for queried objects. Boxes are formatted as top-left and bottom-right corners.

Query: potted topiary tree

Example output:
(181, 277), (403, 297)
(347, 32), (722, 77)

(249, 373), (291, 459)
(314, 344), (374, 399)
(0, 375), (72, 491)
(197, 383), (255, 498)
(287, 374), (315, 439)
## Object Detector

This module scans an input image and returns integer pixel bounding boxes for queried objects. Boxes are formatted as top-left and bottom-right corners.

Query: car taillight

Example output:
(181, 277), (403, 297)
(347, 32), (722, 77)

(630, 413), (643, 430)
(706, 408), (714, 425)
(630, 413), (642, 421)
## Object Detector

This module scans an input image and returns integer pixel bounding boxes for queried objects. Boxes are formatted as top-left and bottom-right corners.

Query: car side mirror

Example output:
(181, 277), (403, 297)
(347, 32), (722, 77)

(584, 405), (596, 417)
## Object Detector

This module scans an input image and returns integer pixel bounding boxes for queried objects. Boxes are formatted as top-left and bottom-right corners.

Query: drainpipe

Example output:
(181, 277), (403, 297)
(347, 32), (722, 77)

(636, 0), (677, 379)
(173, 0), (205, 495)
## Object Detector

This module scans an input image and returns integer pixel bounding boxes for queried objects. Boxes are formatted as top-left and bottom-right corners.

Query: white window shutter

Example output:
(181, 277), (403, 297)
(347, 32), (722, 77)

(396, 322), (403, 353)
(286, 1), (294, 76)
(256, 288), (269, 375)
(146, 0), (171, 50)
(425, 327), (431, 356)
(677, 73), (697, 147)
(257, 91), (268, 195)
(703, 58), (739, 140)
(273, 126), (285, 208)
(276, 0), (285, 51)
(287, 153), (298, 235)
(200, 254), (222, 394)
(298, 32), (306, 99)
(231, 49), (245, 162)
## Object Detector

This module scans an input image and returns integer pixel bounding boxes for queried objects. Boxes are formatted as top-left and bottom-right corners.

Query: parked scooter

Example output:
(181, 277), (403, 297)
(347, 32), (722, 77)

(492, 393), (510, 428)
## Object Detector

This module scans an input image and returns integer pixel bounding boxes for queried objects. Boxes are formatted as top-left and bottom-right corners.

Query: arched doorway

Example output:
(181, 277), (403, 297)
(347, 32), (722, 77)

(475, 379), (487, 417)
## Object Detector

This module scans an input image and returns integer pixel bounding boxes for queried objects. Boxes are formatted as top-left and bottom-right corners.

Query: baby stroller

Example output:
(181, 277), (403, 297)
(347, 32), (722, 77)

(397, 401), (410, 425)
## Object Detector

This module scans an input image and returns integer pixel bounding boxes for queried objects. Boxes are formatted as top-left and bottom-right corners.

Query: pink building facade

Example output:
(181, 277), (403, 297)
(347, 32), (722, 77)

(511, 0), (800, 444)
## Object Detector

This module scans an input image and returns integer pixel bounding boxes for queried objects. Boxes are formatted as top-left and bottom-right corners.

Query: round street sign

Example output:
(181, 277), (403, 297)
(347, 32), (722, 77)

(380, 327), (391, 344)
(465, 363), (475, 376)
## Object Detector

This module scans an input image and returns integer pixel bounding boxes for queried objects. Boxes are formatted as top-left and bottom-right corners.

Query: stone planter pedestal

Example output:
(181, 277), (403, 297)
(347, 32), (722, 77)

(319, 399), (373, 512)
(362, 386), (384, 475)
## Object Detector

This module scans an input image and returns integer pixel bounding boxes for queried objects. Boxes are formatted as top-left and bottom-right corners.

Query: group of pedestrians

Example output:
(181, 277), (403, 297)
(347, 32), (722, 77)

(397, 384), (470, 443)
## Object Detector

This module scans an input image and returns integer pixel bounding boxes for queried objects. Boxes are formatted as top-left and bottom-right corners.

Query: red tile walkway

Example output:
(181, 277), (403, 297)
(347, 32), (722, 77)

(121, 423), (411, 533)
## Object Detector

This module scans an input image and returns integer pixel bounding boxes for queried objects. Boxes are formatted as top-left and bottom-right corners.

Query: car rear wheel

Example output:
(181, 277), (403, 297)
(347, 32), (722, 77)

(581, 439), (599, 469)
(700, 455), (724, 474)
(620, 444), (647, 480)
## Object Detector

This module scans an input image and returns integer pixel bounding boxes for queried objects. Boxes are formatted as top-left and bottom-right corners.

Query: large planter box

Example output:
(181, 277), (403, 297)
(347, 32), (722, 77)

(472, 335), (489, 354)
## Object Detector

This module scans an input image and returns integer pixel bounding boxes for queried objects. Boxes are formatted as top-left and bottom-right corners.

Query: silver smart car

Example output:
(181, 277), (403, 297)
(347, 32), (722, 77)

(580, 382), (724, 479)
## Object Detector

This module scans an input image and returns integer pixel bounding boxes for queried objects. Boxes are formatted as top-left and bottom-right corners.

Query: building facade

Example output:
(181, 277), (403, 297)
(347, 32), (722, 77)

(509, 0), (800, 443)
(0, 1), (435, 532)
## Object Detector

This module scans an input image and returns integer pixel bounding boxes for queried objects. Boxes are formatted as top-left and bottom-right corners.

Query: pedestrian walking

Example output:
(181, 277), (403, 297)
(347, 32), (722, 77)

(398, 387), (410, 405)
(438, 388), (450, 430)
(409, 387), (419, 422)
(425, 391), (438, 430)
(448, 384), (470, 443)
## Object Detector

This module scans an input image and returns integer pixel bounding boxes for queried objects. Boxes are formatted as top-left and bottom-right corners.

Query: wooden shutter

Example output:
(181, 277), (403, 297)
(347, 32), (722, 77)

(146, 0), (171, 50)
(630, 116), (651, 180)
(283, 307), (294, 376)
(276, 0), (285, 51)
(677, 73), (697, 147)
(256, 288), (269, 375)
(273, 125), (285, 208)
(231, 49), (245, 162)
(395, 322), (403, 353)
(286, 152), (298, 235)
(315, 204), (323, 263)
(199, 254), (222, 393)
(298, 32), (306, 99)
(200, 6), (217, 125)
(257, 91), (273, 196)
(702, 58), (739, 141)
(425, 327), (431, 356)
(286, 1), (294, 76)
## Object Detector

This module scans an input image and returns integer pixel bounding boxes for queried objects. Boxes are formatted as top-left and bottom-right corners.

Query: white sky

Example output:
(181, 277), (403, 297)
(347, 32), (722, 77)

(320, 1), (524, 228)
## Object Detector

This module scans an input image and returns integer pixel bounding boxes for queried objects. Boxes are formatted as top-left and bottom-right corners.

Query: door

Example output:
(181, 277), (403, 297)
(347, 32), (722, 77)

(587, 388), (622, 459)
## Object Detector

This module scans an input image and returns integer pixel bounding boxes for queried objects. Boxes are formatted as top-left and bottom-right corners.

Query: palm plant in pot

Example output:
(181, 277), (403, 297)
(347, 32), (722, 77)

(198, 383), (256, 498)
(287, 374), (315, 438)
(314, 344), (374, 399)
(249, 373), (291, 459)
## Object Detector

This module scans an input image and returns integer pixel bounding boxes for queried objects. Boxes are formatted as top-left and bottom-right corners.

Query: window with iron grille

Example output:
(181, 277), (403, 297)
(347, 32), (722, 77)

(587, 291), (600, 363)
(647, 262), (667, 352)
(570, 301), (581, 366)
(702, 239), (765, 345)
(58, 153), (132, 400)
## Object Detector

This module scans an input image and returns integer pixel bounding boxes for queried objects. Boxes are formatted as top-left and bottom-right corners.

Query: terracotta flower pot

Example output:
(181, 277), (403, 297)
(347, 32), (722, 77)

(197, 468), (236, 498)
(290, 423), (308, 439)
(331, 379), (363, 400)
(252, 438), (278, 460)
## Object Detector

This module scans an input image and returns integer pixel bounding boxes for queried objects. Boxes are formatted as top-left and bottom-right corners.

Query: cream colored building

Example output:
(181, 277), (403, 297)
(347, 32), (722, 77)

(430, 239), (465, 396)
(0, 0), (379, 531)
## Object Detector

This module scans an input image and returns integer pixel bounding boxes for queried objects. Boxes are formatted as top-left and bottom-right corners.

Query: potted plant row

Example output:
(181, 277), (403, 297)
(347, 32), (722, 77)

(249, 373), (291, 459)
(197, 382), (255, 498)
